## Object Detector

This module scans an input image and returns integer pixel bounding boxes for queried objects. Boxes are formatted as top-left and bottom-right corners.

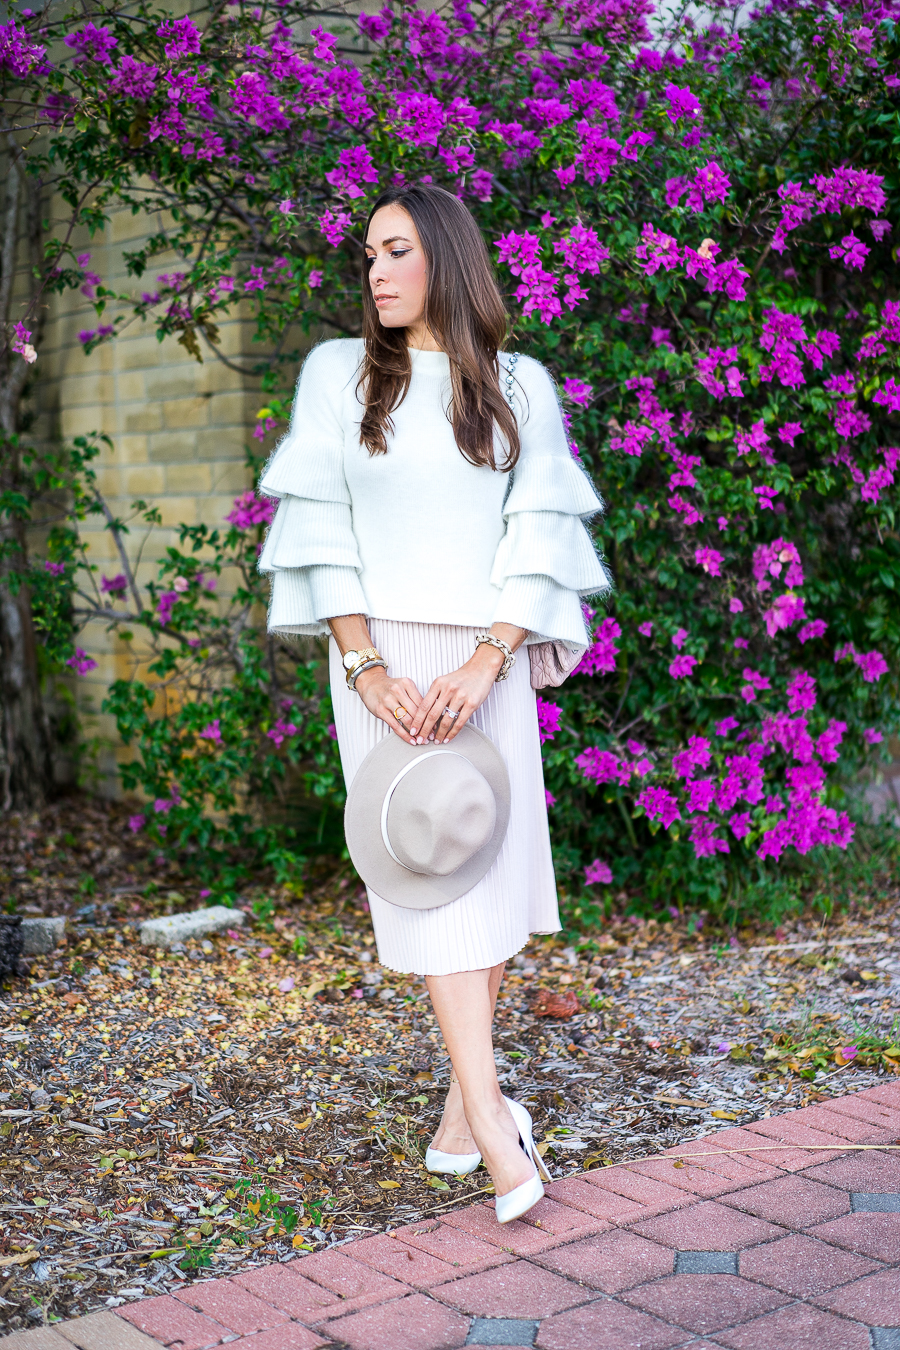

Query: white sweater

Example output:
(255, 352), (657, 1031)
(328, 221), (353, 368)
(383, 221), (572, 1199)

(258, 339), (610, 650)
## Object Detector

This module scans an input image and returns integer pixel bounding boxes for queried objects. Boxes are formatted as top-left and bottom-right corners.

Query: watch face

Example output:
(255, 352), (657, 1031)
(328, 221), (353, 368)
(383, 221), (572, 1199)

(342, 650), (359, 671)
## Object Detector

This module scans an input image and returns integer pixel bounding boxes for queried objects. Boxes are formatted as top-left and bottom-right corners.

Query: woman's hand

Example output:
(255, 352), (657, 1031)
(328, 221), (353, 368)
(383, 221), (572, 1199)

(354, 668), (424, 745)
(410, 645), (506, 745)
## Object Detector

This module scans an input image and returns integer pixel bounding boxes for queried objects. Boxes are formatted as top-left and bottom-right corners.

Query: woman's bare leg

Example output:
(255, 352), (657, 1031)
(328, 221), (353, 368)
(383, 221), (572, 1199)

(431, 962), (506, 1155)
(426, 965), (533, 1196)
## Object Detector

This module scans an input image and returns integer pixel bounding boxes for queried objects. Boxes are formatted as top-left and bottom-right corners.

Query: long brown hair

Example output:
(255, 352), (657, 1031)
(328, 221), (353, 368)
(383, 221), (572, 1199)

(358, 184), (521, 471)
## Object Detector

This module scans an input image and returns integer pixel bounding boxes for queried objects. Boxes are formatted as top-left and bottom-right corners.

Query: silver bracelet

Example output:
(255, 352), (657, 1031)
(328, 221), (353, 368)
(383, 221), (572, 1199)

(475, 633), (515, 681)
(347, 658), (387, 691)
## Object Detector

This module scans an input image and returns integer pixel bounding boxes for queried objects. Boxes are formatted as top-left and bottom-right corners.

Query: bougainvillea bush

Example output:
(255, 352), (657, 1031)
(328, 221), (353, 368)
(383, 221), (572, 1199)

(2, 0), (899, 917)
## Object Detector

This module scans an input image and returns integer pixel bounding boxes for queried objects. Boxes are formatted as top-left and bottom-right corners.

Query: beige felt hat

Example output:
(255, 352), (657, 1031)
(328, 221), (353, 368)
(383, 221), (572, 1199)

(344, 724), (511, 909)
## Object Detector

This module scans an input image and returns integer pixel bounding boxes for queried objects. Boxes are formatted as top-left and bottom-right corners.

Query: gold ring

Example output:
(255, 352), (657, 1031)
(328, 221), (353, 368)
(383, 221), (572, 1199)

(393, 706), (406, 720)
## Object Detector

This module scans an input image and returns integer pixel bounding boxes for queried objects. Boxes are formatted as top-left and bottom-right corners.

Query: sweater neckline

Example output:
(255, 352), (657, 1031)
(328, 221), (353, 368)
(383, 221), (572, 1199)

(408, 346), (450, 375)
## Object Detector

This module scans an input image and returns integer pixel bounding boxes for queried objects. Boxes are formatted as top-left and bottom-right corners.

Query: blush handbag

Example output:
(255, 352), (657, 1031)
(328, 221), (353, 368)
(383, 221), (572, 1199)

(501, 351), (587, 692)
(529, 640), (584, 690)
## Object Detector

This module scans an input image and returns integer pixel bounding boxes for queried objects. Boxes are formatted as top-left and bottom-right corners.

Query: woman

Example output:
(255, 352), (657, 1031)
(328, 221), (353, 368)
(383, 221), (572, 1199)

(259, 183), (609, 1221)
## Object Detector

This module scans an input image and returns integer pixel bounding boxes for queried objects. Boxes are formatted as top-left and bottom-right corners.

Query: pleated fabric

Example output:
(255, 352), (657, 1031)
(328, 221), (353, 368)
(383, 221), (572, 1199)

(330, 618), (561, 976)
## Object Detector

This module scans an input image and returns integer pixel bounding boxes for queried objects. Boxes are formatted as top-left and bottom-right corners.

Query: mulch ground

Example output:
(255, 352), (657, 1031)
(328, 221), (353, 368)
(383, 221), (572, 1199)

(1, 796), (898, 1336)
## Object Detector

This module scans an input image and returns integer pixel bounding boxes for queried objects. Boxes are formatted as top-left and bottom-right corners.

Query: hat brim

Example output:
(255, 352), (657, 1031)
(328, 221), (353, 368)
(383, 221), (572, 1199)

(344, 724), (511, 910)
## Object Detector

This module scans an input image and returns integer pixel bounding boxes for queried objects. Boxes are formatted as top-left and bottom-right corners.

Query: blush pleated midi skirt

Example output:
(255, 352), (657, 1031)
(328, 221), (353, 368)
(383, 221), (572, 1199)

(329, 618), (561, 976)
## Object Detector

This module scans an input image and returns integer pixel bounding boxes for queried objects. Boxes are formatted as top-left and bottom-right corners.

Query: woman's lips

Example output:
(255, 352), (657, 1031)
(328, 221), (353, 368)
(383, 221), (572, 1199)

(374, 294), (397, 305)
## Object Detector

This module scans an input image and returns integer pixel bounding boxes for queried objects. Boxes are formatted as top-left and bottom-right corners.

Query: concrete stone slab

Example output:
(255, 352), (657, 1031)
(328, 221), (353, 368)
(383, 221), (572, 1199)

(20, 917), (66, 955)
(139, 906), (246, 949)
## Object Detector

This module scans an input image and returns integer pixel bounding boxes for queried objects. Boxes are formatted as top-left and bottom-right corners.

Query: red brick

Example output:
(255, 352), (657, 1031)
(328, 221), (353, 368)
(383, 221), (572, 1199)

(808, 1212), (900, 1261)
(542, 1175), (652, 1224)
(231, 1265), (342, 1321)
(342, 1233), (465, 1289)
(629, 1199), (787, 1250)
(720, 1174), (850, 1227)
(622, 1273), (788, 1336)
(741, 1113), (854, 1163)
(316, 1291), (469, 1350)
(820, 1094), (900, 1134)
(815, 1267), (900, 1324)
(536, 1298), (688, 1349)
(699, 1122), (832, 1173)
(286, 1249), (411, 1316)
(858, 1082), (900, 1110)
(579, 1165), (697, 1216)
(715, 1303), (871, 1350)
(794, 1104), (894, 1143)
(391, 1219), (514, 1273)
(520, 1195), (608, 1244)
(117, 1294), (227, 1349)
(666, 1126), (788, 1173)
(441, 1201), (584, 1257)
(230, 1328), (328, 1350)
(738, 1232), (881, 1297)
(723, 1117), (847, 1171)
(175, 1282), (289, 1337)
(801, 1148), (900, 1192)
(629, 1146), (782, 1198)
(535, 1228), (674, 1292)
(432, 1261), (587, 1318)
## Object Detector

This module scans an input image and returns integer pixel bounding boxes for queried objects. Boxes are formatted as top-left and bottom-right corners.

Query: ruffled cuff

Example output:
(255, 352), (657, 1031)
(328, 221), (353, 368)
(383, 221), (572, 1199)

(492, 575), (591, 651)
(504, 454), (603, 520)
(258, 495), (362, 573)
(268, 565), (368, 636)
(490, 511), (611, 595)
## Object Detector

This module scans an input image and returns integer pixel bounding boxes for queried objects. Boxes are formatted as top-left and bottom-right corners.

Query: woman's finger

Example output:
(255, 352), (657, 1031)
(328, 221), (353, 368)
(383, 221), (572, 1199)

(417, 685), (454, 742)
(440, 702), (474, 742)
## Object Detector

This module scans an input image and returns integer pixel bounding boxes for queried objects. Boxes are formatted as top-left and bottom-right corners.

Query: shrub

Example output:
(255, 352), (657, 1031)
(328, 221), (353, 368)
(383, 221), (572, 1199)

(3, 0), (898, 914)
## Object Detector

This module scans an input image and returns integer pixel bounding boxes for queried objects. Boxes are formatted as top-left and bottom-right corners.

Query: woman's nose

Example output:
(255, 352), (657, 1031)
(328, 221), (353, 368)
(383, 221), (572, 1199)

(369, 254), (390, 286)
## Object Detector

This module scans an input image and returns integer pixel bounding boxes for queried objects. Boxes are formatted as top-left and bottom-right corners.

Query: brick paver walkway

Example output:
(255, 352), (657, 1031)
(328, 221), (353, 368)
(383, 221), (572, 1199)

(4, 1083), (900, 1350)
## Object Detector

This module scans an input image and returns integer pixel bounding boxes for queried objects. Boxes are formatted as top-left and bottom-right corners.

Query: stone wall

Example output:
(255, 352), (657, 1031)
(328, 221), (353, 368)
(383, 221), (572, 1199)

(33, 202), (270, 793)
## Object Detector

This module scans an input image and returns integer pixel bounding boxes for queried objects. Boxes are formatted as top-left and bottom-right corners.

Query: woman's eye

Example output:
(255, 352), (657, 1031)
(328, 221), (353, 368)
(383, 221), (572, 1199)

(391, 249), (411, 259)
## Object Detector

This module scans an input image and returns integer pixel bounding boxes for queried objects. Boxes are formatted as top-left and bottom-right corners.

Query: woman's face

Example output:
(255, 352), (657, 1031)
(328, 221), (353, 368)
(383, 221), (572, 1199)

(365, 204), (428, 331)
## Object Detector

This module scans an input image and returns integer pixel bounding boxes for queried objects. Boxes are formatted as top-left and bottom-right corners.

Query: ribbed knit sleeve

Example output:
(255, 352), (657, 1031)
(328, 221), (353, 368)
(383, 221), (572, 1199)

(490, 354), (611, 650)
(257, 341), (368, 635)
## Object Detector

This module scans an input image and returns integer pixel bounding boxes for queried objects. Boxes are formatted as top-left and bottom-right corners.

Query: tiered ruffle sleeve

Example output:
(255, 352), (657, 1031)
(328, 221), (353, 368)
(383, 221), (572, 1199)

(490, 355), (612, 650)
(257, 344), (367, 636)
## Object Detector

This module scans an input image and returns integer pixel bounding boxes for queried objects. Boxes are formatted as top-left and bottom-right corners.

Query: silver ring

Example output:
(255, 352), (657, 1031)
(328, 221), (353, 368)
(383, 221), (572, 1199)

(443, 706), (460, 720)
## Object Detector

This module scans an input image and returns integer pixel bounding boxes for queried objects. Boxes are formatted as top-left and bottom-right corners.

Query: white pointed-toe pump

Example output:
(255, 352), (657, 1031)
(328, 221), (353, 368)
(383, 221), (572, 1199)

(425, 1145), (482, 1177)
(494, 1096), (552, 1225)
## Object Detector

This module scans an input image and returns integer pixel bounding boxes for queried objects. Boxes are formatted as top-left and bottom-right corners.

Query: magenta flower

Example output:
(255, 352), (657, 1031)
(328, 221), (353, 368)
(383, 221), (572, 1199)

(308, 270), (323, 289)
(714, 717), (739, 736)
(563, 377), (594, 405)
(127, 814), (144, 833)
(669, 654), (698, 679)
(854, 650), (889, 683)
(536, 697), (561, 744)
(863, 728), (883, 745)
(545, 789), (556, 808)
(327, 723), (337, 740)
(787, 671), (817, 713)
(227, 491), (278, 530)
(638, 787), (681, 828)
(798, 620), (828, 644)
(638, 621), (653, 638)
(695, 547), (723, 577)
(156, 591), (178, 627)
(278, 976), (295, 994)
(585, 859), (613, 885)
(267, 719), (298, 748)
(101, 574), (127, 594)
(66, 648), (97, 675)
(44, 561), (66, 576)
(576, 617), (621, 676)
(672, 627), (689, 650)
(199, 720), (222, 743)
